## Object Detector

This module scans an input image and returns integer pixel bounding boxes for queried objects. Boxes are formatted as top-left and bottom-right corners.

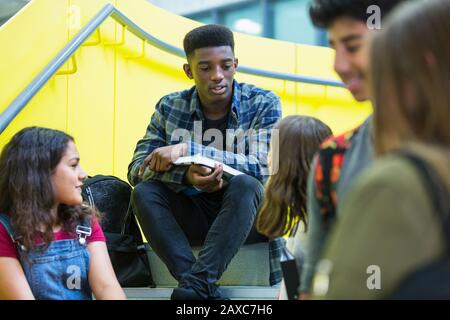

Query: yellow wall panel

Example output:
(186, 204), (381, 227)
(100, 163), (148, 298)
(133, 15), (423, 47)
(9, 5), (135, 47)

(235, 35), (297, 98)
(0, 0), (69, 147)
(0, 0), (69, 112)
(114, 36), (190, 180)
(0, 76), (68, 147)
(314, 102), (372, 135)
(64, 0), (117, 176)
(66, 45), (116, 176)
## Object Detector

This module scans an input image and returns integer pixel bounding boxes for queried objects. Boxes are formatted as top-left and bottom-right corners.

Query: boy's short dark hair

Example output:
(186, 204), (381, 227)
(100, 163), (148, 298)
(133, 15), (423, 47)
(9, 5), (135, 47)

(309, 0), (407, 28)
(183, 24), (235, 58)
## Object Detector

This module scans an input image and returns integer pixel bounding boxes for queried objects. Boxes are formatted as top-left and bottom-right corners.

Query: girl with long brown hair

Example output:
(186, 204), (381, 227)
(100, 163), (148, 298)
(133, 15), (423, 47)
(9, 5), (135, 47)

(0, 127), (125, 299)
(256, 115), (332, 299)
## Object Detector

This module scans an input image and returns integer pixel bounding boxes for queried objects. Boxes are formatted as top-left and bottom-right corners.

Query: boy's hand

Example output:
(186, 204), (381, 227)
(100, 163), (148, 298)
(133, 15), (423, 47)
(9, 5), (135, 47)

(185, 164), (224, 193)
(139, 143), (187, 175)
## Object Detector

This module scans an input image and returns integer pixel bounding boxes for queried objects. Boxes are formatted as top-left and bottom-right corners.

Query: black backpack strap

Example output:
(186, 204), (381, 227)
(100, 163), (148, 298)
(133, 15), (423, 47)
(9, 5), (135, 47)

(400, 152), (450, 245)
(84, 186), (95, 208)
(0, 213), (16, 244)
(120, 202), (145, 248)
(121, 201), (133, 236)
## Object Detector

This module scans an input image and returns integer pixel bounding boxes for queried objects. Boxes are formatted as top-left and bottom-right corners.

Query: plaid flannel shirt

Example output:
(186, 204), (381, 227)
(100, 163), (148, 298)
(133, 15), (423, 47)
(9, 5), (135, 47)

(128, 80), (281, 187)
(127, 80), (283, 286)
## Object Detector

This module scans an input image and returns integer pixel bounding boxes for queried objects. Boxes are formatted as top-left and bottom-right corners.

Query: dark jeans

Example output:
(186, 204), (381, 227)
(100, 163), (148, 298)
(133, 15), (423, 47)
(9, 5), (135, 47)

(132, 174), (266, 298)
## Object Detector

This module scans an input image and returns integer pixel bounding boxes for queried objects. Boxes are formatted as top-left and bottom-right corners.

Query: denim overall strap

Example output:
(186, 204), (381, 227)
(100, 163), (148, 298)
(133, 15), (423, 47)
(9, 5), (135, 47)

(76, 217), (93, 245)
(18, 217), (93, 300)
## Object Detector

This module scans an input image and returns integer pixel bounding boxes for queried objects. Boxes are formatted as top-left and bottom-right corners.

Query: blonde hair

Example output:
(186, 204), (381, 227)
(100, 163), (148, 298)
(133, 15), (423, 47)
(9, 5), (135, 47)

(370, 0), (450, 155)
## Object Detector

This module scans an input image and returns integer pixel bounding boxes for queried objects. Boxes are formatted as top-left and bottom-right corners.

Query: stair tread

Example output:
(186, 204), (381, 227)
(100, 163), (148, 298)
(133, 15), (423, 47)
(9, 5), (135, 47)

(124, 286), (279, 300)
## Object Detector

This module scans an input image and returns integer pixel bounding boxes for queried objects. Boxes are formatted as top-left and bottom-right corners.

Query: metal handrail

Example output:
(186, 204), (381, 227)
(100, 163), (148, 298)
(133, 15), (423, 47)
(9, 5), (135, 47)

(0, 3), (343, 134)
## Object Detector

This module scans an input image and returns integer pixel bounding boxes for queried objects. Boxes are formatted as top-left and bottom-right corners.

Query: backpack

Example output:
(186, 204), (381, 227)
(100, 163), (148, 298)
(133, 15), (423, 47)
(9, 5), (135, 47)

(280, 244), (300, 300)
(315, 127), (359, 224)
(390, 152), (450, 299)
(82, 175), (154, 287)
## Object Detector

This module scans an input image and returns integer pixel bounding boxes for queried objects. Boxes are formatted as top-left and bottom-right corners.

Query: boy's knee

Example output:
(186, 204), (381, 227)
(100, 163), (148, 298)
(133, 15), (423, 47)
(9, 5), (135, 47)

(228, 174), (264, 203)
(131, 180), (164, 206)
(228, 174), (264, 198)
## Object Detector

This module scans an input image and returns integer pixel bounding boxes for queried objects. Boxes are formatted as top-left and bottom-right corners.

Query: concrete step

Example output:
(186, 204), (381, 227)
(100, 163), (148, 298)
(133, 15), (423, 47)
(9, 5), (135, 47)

(146, 243), (271, 287)
(124, 286), (279, 300)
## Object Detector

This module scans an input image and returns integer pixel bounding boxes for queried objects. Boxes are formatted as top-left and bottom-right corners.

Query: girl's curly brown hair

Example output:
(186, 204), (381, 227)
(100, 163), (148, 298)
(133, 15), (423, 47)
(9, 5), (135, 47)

(0, 127), (98, 250)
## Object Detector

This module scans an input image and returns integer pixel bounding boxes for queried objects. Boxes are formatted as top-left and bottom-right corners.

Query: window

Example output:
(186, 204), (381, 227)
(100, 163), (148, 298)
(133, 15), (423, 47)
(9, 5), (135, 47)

(185, 0), (327, 46)
(270, 0), (318, 45)
(222, 2), (263, 36)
